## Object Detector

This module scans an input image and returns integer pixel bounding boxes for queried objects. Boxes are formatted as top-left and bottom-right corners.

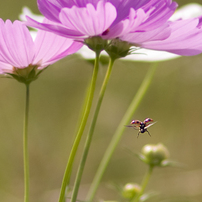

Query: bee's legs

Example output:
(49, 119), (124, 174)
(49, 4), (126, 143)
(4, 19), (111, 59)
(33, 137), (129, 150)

(137, 132), (140, 138)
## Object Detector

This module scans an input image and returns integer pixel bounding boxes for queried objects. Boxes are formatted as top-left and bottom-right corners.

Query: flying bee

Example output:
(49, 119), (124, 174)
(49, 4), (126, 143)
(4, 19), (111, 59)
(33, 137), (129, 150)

(126, 118), (156, 138)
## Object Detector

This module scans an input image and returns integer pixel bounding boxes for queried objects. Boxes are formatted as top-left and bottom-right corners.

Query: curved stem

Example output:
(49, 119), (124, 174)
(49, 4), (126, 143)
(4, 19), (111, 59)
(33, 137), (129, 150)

(58, 52), (100, 202)
(70, 58), (115, 202)
(86, 63), (158, 202)
(23, 84), (30, 202)
(132, 165), (154, 202)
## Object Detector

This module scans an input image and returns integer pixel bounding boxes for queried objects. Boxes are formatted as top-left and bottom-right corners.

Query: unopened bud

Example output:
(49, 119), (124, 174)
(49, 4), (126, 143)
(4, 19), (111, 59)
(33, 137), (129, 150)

(122, 183), (141, 199)
(141, 143), (170, 166)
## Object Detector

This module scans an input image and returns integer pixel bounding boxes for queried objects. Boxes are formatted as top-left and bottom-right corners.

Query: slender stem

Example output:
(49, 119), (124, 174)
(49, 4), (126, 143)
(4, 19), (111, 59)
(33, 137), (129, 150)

(70, 58), (115, 202)
(23, 84), (30, 202)
(58, 52), (100, 202)
(86, 63), (158, 202)
(132, 165), (154, 202)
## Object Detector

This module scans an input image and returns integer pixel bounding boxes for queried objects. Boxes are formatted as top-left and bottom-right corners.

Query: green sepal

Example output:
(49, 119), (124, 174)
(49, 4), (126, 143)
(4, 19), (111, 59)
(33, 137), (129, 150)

(105, 39), (132, 60)
(6, 65), (46, 85)
(85, 36), (108, 54)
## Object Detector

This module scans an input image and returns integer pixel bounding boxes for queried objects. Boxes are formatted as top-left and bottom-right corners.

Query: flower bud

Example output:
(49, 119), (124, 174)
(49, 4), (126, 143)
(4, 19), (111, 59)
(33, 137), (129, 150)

(122, 183), (141, 199)
(141, 143), (170, 166)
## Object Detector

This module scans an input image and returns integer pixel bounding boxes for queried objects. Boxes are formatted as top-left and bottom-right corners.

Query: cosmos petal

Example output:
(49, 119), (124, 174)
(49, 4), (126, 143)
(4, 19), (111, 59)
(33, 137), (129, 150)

(59, 1), (117, 36)
(121, 23), (171, 43)
(0, 19), (35, 68)
(140, 18), (202, 55)
(33, 27), (82, 67)
(26, 16), (84, 38)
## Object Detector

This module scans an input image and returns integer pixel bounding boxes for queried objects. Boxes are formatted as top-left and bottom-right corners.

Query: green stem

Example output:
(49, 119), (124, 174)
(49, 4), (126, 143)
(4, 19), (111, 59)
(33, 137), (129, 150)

(70, 58), (115, 202)
(86, 63), (158, 202)
(23, 84), (30, 202)
(58, 52), (100, 202)
(132, 165), (154, 202)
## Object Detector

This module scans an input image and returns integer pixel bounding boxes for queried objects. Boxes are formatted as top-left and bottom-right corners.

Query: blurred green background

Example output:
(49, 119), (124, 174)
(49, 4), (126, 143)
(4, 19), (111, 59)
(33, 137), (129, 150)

(1, 0), (202, 202)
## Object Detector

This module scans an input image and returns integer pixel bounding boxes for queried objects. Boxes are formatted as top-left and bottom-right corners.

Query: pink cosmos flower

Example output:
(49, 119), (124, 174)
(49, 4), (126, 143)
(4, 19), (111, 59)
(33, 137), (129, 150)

(26, 0), (202, 56)
(0, 19), (82, 84)
(26, 0), (177, 39)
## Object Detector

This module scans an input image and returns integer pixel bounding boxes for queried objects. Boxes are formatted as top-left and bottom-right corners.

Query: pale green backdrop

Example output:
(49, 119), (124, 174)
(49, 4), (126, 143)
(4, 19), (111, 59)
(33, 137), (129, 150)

(0, 1), (202, 202)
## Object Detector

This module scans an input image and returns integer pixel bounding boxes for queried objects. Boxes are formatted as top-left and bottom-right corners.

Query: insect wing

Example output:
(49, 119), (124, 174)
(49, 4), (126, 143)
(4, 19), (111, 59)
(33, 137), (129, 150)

(125, 125), (139, 130)
(145, 121), (157, 129)
(130, 120), (141, 125)
(126, 120), (141, 130)
(143, 118), (153, 124)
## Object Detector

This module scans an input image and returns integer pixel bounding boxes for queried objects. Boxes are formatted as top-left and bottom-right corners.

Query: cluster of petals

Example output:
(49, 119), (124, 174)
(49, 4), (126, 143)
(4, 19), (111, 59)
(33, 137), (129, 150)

(0, 18), (82, 75)
(26, 0), (202, 56)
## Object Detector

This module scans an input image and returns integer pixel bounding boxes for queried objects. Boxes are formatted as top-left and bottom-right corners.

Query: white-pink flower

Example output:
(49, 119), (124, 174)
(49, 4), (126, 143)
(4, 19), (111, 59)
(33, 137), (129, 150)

(0, 19), (82, 84)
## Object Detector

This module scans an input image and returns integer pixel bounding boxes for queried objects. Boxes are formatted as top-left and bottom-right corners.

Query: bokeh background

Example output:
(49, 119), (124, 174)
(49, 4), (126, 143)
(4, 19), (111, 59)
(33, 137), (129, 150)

(0, 0), (202, 202)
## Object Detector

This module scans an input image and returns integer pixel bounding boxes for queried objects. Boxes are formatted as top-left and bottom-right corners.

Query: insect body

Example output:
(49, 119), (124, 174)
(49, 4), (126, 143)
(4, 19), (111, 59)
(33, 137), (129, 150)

(126, 118), (155, 138)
